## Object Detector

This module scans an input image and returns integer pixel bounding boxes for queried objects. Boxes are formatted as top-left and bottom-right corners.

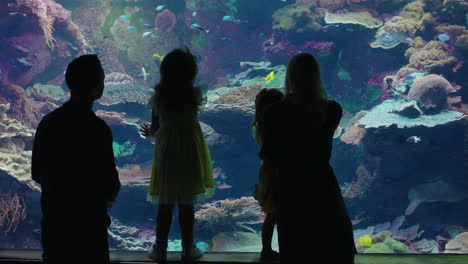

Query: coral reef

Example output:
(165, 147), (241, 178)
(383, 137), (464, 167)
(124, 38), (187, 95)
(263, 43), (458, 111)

(0, 104), (34, 139)
(342, 165), (376, 199)
(5, 34), (52, 87)
(13, 0), (88, 50)
(340, 111), (367, 145)
(99, 72), (152, 106)
(195, 197), (263, 235)
(215, 84), (262, 106)
(211, 230), (278, 252)
(72, 6), (126, 73)
(0, 82), (54, 129)
(95, 110), (128, 126)
(0, 193), (27, 235)
(110, 16), (180, 83)
(357, 98), (463, 128)
(26, 83), (67, 105)
(363, 238), (411, 253)
(405, 39), (456, 72)
(405, 180), (468, 216)
(436, 25), (468, 49)
(407, 74), (453, 114)
(371, 1), (426, 49)
(117, 165), (151, 187)
(155, 10), (177, 32)
(113, 140), (136, 158)
(272, 2), (325, 33)
(445, 232), (468, 253)
(324, 11), (383, 29)
(302, 41), (335, 56)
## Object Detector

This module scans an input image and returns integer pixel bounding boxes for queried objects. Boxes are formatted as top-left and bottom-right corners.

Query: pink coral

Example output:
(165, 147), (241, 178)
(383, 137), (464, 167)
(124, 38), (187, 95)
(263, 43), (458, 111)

(0, 193), (27, 235)
(195, 197), (263, 235)
(302, 41), (335, 56)
(13, 0), (88, 50)
(95, 110), (128, 126)
(216, 84), (262, 105)
(5, 34), (52, 87)
(155, 10), (177, 32)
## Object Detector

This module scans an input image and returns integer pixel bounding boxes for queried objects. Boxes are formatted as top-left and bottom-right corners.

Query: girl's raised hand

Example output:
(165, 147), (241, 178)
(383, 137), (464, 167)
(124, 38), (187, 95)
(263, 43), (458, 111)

(139, 122), (151, 137)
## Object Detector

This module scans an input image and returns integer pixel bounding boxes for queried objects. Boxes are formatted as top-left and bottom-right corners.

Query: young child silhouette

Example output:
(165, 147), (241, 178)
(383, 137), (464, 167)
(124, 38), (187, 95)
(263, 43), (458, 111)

(252, 88), (283, 261)
(139, 48), (214, 262)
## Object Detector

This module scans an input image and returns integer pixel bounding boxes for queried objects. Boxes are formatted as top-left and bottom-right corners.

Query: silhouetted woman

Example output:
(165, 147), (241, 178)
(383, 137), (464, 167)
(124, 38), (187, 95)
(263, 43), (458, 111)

(259, 53), (356, 263)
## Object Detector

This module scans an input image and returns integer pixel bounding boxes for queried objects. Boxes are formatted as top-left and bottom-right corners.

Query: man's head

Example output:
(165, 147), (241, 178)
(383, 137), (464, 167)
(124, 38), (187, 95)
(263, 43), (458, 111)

(65, 55), (105, 101)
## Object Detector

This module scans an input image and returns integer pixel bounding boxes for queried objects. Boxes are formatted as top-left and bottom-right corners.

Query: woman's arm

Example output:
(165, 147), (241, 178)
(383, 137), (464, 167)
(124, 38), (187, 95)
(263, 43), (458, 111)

(150, 109), (160, 136)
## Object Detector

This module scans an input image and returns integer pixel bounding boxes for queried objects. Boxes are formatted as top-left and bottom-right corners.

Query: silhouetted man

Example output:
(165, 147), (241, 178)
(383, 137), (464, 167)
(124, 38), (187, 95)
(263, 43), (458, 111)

(32, 55), (120, 264)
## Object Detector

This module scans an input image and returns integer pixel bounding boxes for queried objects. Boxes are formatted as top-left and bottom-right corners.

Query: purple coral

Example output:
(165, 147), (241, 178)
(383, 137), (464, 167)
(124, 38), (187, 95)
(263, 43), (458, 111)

(302, 41), (335, 56)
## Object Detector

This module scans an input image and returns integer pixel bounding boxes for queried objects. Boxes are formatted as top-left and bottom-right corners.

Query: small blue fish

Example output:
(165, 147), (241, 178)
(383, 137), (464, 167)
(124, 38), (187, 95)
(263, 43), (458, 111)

(151, 34), (158, 39)
(192, 11), (197, 17)
(144, 24), (154, 28)
(405, 38), (413, 43)
(223, 16), (234, 21)
(127, 26), (136, 31)
(438, 34), (450, 42)
(119, 15), (130, 20)
(220, 37), (231, 41)
(142, 31), (152, 38)
(156, 5), (165, 11)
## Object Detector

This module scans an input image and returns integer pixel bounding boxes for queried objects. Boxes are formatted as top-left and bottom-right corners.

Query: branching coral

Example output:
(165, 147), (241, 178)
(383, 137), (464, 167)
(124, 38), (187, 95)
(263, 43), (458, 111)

(0, 193), (27, 235)
(13, 0), (88, 50)
(405, 39), (456, 71)
(195, 197), (263, 235)
(436, 25), (468, 49)
(273, 2), (326, 33)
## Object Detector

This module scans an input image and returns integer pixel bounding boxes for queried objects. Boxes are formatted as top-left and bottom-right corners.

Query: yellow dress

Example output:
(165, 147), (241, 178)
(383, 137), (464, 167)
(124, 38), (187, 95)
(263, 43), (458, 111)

(147, 95), (214, 205)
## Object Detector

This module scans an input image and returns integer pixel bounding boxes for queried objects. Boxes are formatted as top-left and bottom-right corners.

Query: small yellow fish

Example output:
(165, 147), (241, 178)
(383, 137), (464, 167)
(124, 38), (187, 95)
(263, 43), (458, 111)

(152, 53), (164, 61)
(264, 71), (275, 84)
(359, 235), (372, 247)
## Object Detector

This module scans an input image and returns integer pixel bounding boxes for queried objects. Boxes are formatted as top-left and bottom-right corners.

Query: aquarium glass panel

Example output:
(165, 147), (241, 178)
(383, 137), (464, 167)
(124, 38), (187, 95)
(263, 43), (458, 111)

(1, 0), (467, 254)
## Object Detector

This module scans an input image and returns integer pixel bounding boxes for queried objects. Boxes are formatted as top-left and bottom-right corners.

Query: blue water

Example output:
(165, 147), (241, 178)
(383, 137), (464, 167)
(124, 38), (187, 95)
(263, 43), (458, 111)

(0, 0), (467, 254)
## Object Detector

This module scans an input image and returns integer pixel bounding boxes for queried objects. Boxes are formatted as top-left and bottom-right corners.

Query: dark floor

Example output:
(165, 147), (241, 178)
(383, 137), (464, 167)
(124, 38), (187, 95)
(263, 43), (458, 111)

(1, 250), (468, 264)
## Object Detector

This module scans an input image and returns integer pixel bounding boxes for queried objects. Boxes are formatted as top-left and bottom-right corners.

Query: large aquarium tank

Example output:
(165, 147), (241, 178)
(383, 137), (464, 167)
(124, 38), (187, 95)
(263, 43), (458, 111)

(0, 0), (467, 254)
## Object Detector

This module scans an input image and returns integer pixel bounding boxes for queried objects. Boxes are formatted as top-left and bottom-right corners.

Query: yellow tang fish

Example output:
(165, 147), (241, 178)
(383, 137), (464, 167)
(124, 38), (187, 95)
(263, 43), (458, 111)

(359, 235), (372, 247)
(152, 53), (164, 61)
(264, 71), (275, 84)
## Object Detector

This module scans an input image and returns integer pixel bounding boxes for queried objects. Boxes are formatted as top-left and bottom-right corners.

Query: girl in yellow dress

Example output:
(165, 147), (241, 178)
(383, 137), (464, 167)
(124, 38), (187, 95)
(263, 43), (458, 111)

(252, 88), (284, 261)
(139, 48), (214, 262)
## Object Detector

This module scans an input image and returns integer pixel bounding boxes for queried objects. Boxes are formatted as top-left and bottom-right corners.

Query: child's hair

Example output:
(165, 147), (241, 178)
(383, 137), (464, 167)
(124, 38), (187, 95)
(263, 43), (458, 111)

(155, 48), (200, 111)
(253, 88), (284, 145)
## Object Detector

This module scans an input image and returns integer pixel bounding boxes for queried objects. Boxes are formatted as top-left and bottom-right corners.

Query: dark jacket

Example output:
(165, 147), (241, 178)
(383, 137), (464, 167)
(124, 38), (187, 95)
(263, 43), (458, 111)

(260, 98), (356, 262)
(32, 101), (120, 221)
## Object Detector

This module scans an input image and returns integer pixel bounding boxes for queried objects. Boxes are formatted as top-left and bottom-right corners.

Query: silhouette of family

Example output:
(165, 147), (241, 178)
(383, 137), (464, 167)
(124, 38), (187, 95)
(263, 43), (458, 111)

(32, 49), (356, 264)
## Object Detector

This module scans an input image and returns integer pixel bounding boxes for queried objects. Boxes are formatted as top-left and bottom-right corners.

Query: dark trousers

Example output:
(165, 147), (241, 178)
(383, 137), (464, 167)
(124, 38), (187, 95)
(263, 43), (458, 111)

(41, 217), (110, 264)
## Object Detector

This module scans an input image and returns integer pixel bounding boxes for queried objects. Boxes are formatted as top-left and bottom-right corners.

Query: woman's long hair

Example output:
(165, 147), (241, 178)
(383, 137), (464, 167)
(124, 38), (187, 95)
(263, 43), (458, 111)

(285, 53), (328, 125)
(155, 48), (199, 112)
